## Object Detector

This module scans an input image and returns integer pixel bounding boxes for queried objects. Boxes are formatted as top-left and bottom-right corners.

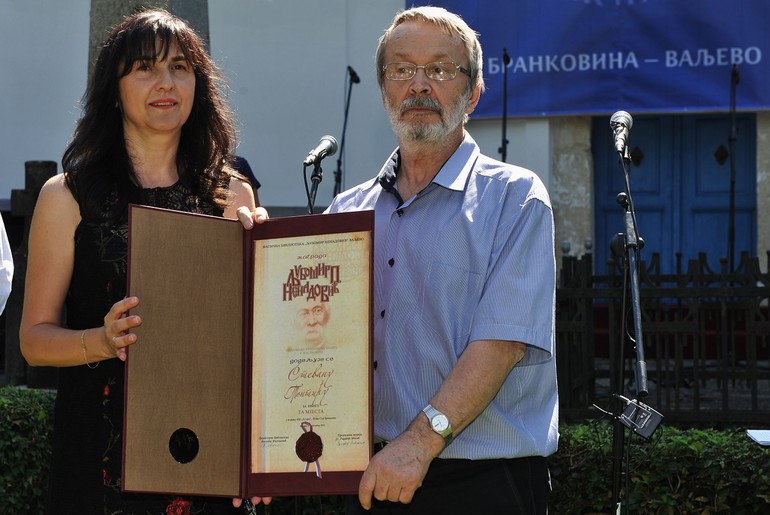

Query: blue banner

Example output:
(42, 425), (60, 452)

(409, 0), (770, 117)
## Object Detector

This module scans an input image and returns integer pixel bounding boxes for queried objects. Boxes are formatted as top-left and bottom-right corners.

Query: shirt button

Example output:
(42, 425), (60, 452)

(388, 258), (395, 267)
(380, 310), (385, 318)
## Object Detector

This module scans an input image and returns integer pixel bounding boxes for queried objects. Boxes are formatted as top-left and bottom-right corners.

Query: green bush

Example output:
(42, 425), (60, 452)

(550, 421), (770, 514)
(0, 385), (55, 515)
(4, 386), (770, 514)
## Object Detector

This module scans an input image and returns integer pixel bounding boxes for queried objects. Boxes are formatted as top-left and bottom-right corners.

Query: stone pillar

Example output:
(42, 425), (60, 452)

(550, 117), (595, 272)
(88, 0), (209, 81)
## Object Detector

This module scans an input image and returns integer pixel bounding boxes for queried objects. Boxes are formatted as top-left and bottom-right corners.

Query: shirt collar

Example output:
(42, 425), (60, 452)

(376, 131), (480, 194)
(376, 151), (400, 193)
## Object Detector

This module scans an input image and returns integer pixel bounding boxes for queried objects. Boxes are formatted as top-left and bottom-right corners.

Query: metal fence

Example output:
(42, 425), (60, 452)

(557, 251), (770, 426)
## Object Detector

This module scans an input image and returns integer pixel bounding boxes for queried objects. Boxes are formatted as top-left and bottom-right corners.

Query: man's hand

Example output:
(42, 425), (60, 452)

(358, 426), (443, 510)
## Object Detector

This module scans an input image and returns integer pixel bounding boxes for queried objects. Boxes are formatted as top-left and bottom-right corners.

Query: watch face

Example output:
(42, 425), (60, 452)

(431, 415), (449, 432)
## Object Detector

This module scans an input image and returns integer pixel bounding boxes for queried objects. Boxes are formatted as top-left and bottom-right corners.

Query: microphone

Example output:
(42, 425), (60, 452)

(303, 135), (338, 167)
(347, 66), (361, 84)
(610, 111), (633, 154)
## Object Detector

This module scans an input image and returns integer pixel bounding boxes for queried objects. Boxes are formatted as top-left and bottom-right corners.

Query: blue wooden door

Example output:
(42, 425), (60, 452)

(592, 114), (756, 274)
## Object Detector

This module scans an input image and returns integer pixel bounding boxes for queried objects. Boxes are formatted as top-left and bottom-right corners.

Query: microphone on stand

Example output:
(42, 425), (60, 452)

(304, 135), (338, 214)
(303, 135), (338, 167)
(347, 66), (361, 84)
(610, 110), (633, 154)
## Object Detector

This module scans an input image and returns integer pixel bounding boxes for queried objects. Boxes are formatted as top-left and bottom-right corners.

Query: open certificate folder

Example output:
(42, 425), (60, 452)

(123, 205), (373, 498)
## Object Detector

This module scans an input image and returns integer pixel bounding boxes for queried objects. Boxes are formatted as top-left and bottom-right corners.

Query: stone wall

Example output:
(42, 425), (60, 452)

(550, 117), (594, 263)
(88, 0), (209, 81)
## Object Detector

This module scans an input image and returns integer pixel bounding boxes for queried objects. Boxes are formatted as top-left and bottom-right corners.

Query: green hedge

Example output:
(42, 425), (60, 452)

(3, 385), (770, 514)
(0, 385), (55, 515)
(551, 421), (770, 514)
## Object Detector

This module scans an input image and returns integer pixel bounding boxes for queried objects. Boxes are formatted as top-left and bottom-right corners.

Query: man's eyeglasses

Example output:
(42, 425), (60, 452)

(383, 61), (471, 81)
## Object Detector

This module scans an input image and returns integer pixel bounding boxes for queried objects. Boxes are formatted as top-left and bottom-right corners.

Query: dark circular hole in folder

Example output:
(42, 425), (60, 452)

(168, 428), (199, 464)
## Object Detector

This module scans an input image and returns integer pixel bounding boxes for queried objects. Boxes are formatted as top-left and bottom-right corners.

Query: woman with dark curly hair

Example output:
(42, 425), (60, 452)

(20, 9), (269, 514)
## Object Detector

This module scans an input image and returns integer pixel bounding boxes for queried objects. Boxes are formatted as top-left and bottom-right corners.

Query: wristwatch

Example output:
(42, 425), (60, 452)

(422, 404), (453, 446)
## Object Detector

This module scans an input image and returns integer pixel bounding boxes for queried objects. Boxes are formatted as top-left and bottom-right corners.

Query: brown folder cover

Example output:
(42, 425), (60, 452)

(123, 205), (373, 498)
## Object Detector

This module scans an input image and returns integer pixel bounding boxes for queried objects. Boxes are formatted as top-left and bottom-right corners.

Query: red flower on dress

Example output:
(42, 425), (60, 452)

(166, 497), (192, 515)
(103, 385), (110, 397)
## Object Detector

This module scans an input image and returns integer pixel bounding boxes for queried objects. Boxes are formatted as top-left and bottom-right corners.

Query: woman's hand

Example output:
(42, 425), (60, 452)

(102, 296), (142, 361)
(236, 205), (269, 230)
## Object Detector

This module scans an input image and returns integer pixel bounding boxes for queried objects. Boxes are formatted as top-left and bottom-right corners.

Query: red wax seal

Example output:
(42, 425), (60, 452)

(296, 421), (323, 477)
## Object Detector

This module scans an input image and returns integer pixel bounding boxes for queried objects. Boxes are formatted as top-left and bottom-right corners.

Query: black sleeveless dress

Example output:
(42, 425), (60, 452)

(47, 182), (233, 515)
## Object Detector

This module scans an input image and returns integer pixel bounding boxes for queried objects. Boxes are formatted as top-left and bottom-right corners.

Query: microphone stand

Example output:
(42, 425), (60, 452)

(333, 67), (359, 197)
(498, 48), (510, 162)
(608, 141), (662, 513)
(305, 163), (324, 214)
(727, 64), (739, 273)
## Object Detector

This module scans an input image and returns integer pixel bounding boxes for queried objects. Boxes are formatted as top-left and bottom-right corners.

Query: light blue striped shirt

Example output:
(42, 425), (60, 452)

(326, 132), (558, 459)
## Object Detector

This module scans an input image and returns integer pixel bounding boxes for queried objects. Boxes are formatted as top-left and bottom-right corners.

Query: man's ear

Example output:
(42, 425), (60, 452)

(465, 83), (482, 116)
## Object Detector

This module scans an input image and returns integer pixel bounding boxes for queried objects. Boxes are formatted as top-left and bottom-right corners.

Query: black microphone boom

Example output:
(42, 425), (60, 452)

(304, 135), (338, 167)
(347, 66), (361, 84)
(610, 110), (633, 154)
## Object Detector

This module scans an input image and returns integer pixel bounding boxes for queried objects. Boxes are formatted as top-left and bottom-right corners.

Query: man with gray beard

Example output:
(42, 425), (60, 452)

(326, 6), (558, 514)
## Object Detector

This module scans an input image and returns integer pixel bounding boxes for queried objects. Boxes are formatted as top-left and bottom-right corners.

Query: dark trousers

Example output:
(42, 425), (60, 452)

(345, 456), (551, 515)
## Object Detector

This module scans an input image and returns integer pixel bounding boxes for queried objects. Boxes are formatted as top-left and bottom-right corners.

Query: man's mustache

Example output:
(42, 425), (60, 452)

(400, 97), (443, 115)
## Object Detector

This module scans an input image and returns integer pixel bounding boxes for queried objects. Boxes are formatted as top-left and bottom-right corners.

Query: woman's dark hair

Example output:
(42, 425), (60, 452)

(63, 8), (236, 221)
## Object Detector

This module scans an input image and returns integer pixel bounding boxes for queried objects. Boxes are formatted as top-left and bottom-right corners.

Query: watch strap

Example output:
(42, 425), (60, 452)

(422, 404), (453, 446)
